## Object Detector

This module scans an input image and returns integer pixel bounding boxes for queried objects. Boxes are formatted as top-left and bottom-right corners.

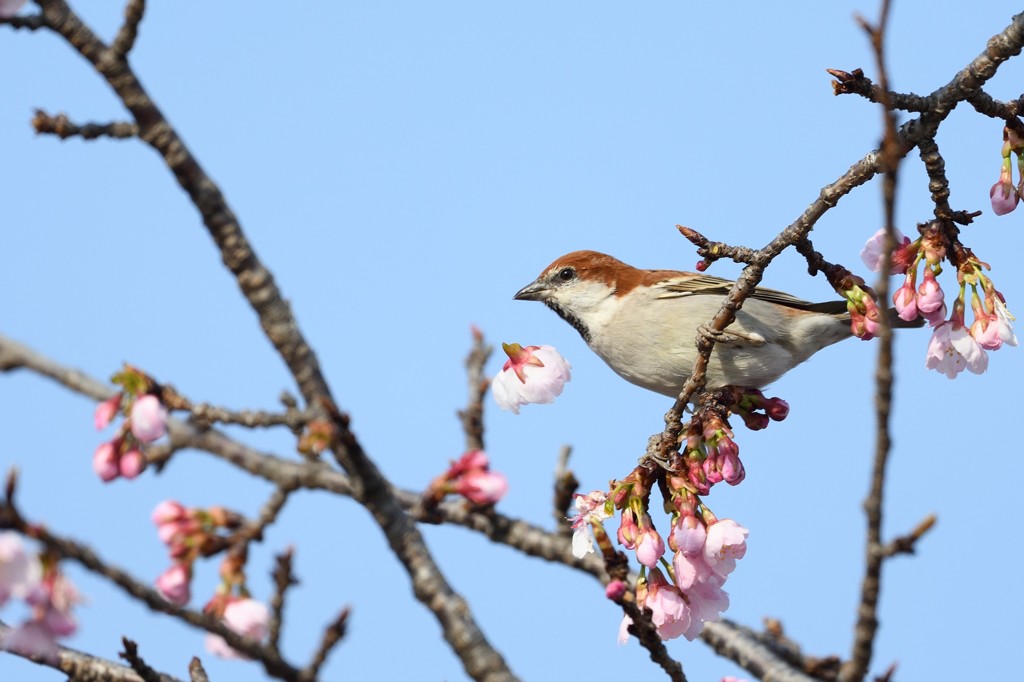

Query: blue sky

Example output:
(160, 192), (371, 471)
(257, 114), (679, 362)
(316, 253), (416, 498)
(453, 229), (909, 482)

(3, 3), (1023, 681)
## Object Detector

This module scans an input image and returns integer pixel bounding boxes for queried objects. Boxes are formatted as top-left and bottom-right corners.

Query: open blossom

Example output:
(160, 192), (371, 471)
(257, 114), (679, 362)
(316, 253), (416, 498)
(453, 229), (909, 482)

(569, 491), (611, 559)
(492, 343), (571, 414)
(860, 227), (912, 274)
(993, 299), (1019, 347)
(0, 532), (40, 606)
(926, 321), (988, 378)
(703, 519), (748, 578)
(205, 598), (270, 659)
(130, 395), (167, 443)
(642, 568), (691, 640)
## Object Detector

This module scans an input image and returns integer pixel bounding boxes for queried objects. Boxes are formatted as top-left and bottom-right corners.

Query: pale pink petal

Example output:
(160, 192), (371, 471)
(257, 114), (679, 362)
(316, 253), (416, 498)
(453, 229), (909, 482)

(130, 395), (167, 443)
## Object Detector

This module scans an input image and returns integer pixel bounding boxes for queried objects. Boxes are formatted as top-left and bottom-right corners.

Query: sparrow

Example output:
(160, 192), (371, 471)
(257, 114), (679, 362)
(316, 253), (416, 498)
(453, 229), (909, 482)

(513, 250), (920, 394)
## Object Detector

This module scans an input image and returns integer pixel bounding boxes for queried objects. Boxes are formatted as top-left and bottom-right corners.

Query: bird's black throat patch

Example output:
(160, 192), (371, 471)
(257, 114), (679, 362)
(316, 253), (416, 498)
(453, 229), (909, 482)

(544, 300), (591, 344)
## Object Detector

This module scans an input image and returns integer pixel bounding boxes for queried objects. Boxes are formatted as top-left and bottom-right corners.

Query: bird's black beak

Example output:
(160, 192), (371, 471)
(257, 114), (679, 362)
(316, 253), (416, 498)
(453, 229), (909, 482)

(513, 280), (548, 301)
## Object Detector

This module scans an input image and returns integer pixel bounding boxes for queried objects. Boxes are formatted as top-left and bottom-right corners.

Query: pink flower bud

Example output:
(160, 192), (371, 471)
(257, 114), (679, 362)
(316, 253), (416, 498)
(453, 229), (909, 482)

(672, 515), (707, 557)
(454, 469), (508, 505)
(92, 441), (119, 482)
(130, 395), (167, 443)
(719, 450), (745, 486)
(155, 564), (191, 605)
(740, 412), (769, 431)
(93, 395), (120, 430)
(916, 268), (945, 315)
(635, 527), (666, 568)
(205, 598), (270, 659)
(990, 158), (1019, 215)
(119, 449), (147, 479)
(892, 277), (919, 322)
(617, 511), (638, 549)
(152, 500), (187, 526)
(766, 397), (789, 421)
(605, 579), (626, 601)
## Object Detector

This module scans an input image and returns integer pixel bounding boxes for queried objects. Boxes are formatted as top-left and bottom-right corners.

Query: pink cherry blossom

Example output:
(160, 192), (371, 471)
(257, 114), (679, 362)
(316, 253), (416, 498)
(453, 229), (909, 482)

(605, 579), (626, 601)
(569, 491), (611, 558)
(970, 314), (1004, 350)
(119, 449), (147, 479)
(152, 500), (188, 526)
(673, 549), (714, 591)
(93, 395), (120, 430)
(454, 469), (508, 505)
(703, 520), (748, 578)
(892, 276), (919, 322)
(990, 158), (1019, 215)
(635, 527), (666, 569)
(0, 0), (27, 19)
(949, 324), (988, 374)
(130, 395), (167, 443)
(916, 268), (945, 315)
(92, 441), (120, 482)
(492, 344), (571, 414)
(765, 397), (789, 421)
(683, 581), (731, 641)
(617, 614), (633, 645)
(205, 598), (270, 659)
(860, 227), (911, 274)
(672, 515), (707, 557)
(643, 569), (691, 640)
(993, 299), (1019, 347)
(155, 564), (191, 606)
(445, 450), (490, 478)
(0, 621), (60, 662)
(0, 532), (40, 606)
(617, 510), (638, 550)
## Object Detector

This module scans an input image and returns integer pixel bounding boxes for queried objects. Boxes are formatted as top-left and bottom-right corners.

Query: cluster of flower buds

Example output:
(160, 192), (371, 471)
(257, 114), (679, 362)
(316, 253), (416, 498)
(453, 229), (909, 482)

(0, 532), (80, 661)
(203, 553), (269, 659)
(571, 468), (748, 642)
(839, 279), (884, 340)
(424, 450), (508, 507)
(989, 125), (1024, 215)
(92, 367), (169, 483)
(861, 224), (1017, 377)
(729, 388), (789, 431)
(152, 500), (243, 606)
(492, 343), (571, 414)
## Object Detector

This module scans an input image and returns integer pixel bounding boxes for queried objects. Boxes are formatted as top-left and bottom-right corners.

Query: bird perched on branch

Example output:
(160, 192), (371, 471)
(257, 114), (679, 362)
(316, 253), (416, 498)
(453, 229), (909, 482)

(514, 250), (919, 394)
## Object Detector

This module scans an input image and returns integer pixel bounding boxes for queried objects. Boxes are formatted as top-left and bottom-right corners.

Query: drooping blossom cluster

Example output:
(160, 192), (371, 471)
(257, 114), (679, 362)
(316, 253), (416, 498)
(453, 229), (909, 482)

(92, 367), (170, 483)
(203, 553), (269, 660)
(152, 500), (243, 606)
(492, 343), (571, 414)
(861, 224), (1017, 377)
(0, 532), (81, 661)
(571, 467), (749, 641)
(424, 450), (508, 507)
(989, 125), (1024, 215)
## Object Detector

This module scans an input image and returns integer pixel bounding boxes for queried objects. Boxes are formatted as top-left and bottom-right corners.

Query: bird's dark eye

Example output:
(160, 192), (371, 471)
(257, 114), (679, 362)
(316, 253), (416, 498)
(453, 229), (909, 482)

(557, 267), (575, 282)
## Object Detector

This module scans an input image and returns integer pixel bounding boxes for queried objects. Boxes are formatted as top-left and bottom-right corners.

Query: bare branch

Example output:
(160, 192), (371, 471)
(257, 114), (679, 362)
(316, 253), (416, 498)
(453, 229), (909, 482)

(0, 14), (48, 30)
(302, 606), (350, 679)
(459, 327), (492, 452)
(120, 638), (170, 682)
(111, 0), (145, 58)
(552, 444), (577, 534)
(0, 619), (181, 682)
(32, 110), (138, 140)
(880, 514), (936, 557)
(268, 548), (298, 652)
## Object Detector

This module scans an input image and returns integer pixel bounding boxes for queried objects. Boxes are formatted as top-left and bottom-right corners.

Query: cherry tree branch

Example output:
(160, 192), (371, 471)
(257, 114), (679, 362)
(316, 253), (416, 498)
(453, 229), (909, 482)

(0, 620), (181, 682)
(24, 1), (518, 678)
(0, 332), (826, 680)
(32, 109), (138, 141)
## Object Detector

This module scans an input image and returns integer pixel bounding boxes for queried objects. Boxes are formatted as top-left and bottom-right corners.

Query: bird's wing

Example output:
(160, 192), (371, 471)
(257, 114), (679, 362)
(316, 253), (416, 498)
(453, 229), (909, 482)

(656, 274), (847, 314)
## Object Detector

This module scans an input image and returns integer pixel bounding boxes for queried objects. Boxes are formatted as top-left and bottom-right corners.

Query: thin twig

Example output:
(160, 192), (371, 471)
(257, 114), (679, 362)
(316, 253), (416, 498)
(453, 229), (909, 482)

(111, 0), (145, 58)
(32, 110), (138, 140)
(188, 658), (209, 682)
(119, 638), (167, 682)
(268, 547), (298, 652)
(459, 327), (492, 452)
(552, 444), (577, 534)
(843, 3), (900, 680)
(302, 606), (350, 679)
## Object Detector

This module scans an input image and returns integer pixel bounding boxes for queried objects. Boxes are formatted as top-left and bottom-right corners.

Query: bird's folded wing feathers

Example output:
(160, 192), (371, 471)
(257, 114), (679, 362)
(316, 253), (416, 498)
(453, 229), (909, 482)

(656, 275), (848, 314)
